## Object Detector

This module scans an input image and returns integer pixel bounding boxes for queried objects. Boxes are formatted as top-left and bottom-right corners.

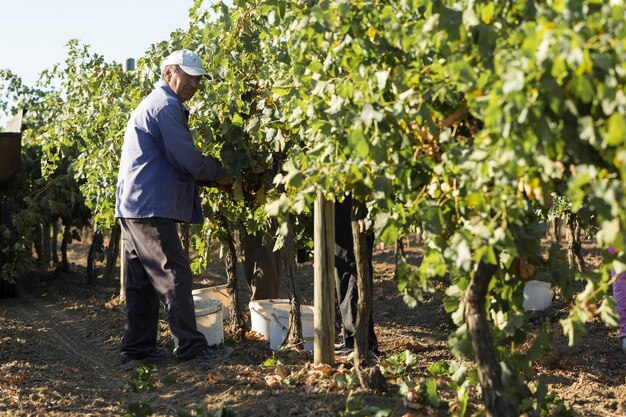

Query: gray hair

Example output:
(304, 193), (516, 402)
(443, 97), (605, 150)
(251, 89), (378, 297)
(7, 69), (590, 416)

(161, 65), (180, 81)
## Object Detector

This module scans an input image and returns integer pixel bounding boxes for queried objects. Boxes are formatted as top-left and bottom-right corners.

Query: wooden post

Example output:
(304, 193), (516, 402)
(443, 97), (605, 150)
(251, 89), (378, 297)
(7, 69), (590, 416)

(313, 190), (335, 365)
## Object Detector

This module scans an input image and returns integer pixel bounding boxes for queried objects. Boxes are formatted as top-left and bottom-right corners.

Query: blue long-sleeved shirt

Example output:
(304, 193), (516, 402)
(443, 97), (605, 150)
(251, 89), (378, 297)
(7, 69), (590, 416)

(115, 80), (225, 224)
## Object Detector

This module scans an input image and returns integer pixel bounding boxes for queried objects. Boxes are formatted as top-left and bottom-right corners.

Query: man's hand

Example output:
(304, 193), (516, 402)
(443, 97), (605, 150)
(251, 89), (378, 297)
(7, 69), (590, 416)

(215, 175), (232, 193)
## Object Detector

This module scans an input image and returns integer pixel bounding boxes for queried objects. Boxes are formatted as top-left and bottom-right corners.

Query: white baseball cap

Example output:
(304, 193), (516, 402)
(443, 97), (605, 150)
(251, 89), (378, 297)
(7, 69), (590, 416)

(161, 49), (209, 77)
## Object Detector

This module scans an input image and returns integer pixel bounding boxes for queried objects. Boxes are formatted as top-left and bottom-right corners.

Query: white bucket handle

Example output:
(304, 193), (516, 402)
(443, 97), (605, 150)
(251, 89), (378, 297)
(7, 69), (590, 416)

(195, 302), (222, 315)
(272, 312), (289, 332)
(250, 306), (273, 322)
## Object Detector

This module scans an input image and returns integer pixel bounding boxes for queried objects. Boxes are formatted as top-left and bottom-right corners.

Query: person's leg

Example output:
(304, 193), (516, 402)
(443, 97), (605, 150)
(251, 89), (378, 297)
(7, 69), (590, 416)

(238, 229), (281, 300)
(365, 232), (378, 351)
(120, 219), (160, 358)
(121, 218), (207, 360)
(334, 198), (378, 352)
(334, 292), (343, 337)
(613, 272), (626, 340)
(334, 254), (378, 351)
(334, 198), (356, 349)
(335, 246), (357, 349)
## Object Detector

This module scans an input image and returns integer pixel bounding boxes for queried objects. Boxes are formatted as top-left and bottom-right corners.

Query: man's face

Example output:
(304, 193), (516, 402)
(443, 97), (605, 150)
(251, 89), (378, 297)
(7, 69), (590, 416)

(165, 66), (203, 102)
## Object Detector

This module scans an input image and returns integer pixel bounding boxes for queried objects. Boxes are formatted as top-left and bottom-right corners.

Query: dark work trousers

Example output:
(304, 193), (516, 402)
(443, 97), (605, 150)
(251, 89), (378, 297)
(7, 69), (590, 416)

(235, 228), (281, 300)
(334, 197), (378, 350)
(119, 218), (206, 360)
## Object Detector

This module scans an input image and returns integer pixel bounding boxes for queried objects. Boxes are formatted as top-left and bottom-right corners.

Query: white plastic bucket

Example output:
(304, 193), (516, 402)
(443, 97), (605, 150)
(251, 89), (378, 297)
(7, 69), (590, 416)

(522, 280), (553, 311)
(174, 298), (224, 348)
(248, 298), (290, 339)
(270, 306), (314, 351)
(193, 285), (230, 321)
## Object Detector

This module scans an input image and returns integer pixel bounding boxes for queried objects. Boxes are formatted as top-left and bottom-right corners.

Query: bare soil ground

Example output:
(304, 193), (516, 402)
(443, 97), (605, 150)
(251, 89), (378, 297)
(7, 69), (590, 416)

(0, 235), (625, 417)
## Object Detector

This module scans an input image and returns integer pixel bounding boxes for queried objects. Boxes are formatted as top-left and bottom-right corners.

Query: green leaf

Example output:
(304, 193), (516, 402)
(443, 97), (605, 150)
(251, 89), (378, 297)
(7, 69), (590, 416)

(421, 377), (442, 408)
(448, 60), (476, 88)
(215, 406), (235, 417)
(502, 67), (525, 94)
(560, 315), (585, 346)
(568, 75), (594, 104)
(262, 357), (278, 368)
(535, 375), (550, 406)
(379, 223), (398, 245)
(359, 103), (383, 126)
(375, 70), (389, 90)
(348, 128), (370, 158)
(455, 239), (472, 271)
(427, 360), (450, 377)
(598, 297), (619, 327)
(124, 403), (153, 417)
(176, 409), (193, 417)
(161, 374), (177, 386)
(308, 60), (323, 75)
(481, 3), (495, 24)
(607, 113), (626, 146)
(525, 328), (552, 364)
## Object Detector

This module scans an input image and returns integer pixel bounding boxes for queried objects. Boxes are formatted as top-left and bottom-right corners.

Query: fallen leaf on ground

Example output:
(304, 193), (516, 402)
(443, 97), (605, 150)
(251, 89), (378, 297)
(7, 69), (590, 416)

(238, 366), (257, 376)
(245, 330), (266, 340)
(206, 370), (226, 384)
(264, 374), (283, 388)
(307, 363), (333, 378)
(274, 365), (289, 378)
(104, 297), (123, 309)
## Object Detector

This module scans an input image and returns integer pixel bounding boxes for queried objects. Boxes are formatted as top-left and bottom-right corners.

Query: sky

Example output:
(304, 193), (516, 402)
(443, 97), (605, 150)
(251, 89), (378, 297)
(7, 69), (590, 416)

(0, 0), (199, 87)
